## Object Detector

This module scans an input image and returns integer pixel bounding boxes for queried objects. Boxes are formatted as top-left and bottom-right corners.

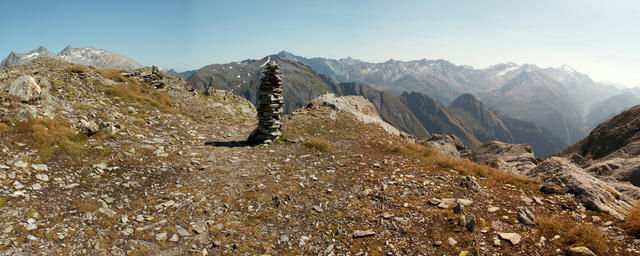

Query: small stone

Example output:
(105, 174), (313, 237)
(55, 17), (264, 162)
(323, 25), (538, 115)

(497, 232), (521, 245)
(31, 164), (48, 171)
(465, 215), (476, 232)
(169, 234), (178, 242)
(353, 230), (376, 238)
(280, 235), (289, 243)
(14, 161), (28, 168)
(31, 183), (41, 190)
(434, 240), (443, 246)
(122, 228), (133, 236)
(25, 223), (37, 231)
(567, 246), (597, 256)
(98, 207), (117, 217)
(176, 225), (191, 237)
(428, 198), (441, 205)
(520, 196), (533, 205)
(487, 207), (499, 213)
(13, 181), (24, 189)
(448, 237), (457, 246)
(453, 202), (465, 214)
(591, 216), (601, 223)
(459, 251), (470, 256)
(191, 223), (207, 234)
(456, 199), (473, 206)
(517, 208), (536, 226)
(155, 232), (167, 241)
(382, 212), (393, 219)
(35, 173), (49, 182)
(212, 240), (222, 247)
(313, 206), (323, 213)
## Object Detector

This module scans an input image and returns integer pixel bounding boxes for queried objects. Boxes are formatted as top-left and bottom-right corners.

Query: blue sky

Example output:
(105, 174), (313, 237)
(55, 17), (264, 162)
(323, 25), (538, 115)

(1, 0), (639, 86)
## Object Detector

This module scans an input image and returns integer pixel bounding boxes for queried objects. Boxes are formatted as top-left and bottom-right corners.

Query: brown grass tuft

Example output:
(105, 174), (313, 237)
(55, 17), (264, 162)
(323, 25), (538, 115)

(14, 118), (87, 161)
(65, 64), (87, 74)
(396, 143), (538, 189)
(103, 83), (176, 113)
(303, 137), (332, 152)
(95, 68), (136, 84)
(624, 202), (640, 237)
(537, 216), (611, 254)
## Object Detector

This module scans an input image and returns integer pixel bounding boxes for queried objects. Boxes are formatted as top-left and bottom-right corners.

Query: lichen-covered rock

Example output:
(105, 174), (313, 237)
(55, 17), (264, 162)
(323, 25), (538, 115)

(567, 246), (597, 256)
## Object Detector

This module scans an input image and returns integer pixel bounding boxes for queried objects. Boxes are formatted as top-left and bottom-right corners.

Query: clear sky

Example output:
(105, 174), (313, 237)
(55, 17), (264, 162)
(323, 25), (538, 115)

(1, 0), (639, 86)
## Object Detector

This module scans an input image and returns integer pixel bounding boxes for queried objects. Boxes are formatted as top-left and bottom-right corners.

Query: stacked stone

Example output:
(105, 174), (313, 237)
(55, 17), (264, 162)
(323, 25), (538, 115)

(250, 63), (284, 144)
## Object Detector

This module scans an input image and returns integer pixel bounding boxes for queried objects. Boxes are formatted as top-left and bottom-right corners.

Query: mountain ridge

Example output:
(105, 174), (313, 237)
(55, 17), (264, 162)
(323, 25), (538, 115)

(0, 45), (144, 69)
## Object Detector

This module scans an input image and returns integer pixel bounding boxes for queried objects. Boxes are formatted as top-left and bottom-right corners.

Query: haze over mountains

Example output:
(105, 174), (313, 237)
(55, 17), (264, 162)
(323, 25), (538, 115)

(276, 51), (640, 146)
(0, 46), (143, 70)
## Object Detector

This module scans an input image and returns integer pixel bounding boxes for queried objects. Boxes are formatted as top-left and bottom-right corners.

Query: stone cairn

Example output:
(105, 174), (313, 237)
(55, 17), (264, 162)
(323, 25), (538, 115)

(249, 63), (284, 144)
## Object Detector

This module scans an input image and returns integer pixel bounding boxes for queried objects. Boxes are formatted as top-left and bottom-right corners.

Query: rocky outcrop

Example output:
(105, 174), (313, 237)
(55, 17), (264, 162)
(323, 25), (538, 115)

(418, 134), (469, 158)
(0, 75), (41, 102)
(248, 63), (284, 144)
(526, 157), (634, 219)
(310, 93), (408, 138)
(471, 141), (537, 174)
(559, 104), (640, 198)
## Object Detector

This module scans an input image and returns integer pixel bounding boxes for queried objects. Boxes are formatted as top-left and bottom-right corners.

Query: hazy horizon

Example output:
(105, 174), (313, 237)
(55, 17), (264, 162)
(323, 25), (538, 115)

(2, 0), (639, 87)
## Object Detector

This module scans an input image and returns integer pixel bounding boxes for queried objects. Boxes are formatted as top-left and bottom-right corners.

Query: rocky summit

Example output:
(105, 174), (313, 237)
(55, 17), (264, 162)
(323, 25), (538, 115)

(0, 57), (639, 255)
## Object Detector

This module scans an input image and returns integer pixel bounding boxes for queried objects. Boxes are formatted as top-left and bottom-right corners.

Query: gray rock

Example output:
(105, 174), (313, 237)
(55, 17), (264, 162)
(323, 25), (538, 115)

(447, 237), (457, 246)
(1, 75), (41, 102)
(98, 207), (117, 217)
(471, 141), (537, 174)
(527, 157), (634, 219)
(419, 134), (469, 158)
(497, 232), (521, 245)
(175, 225), (190, 237)
(353, 230), (376, 238)
(517, 207), (536, 226)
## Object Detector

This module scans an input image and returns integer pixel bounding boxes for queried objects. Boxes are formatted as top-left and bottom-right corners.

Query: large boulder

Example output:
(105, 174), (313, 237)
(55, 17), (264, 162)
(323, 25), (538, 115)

(470, 141), (537, 174)
(0, 75), (41, 102)
(418, 134), (469, 158)
(526, 157), (634, 220)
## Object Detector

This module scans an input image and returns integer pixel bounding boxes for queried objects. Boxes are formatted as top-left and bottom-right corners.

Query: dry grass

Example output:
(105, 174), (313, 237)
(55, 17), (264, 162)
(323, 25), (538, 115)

(303, 136), (332, 152)
(103, 83), (176, 113)
(65, 64), (87, 74)
(0, 122), (8, 134)
(537, 216), (610, 254)
(95, 68), (136, 84)
(14, 118), (87, 161)
(624, 202), (640, 237)
(396, 143), (538, 189)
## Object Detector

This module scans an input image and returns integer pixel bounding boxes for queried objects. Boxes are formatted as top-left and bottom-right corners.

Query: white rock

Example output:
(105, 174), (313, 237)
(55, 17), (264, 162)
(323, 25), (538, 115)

(35, 173), (49, 182)
(31, 164), (48, 171)
(497, 232), (522, 245)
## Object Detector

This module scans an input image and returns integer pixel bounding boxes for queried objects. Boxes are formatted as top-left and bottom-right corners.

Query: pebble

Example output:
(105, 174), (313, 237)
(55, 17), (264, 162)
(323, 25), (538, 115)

(448, 237), (457, 246)
(155, 232), (167, 241)
(497, 232), (522, 245)
(353, 230), (376, 238)
(32, 164), (48, 171)
(35, 174), (49, 182)
(487, 207), (499, 213)
(98, 207), (117, 217)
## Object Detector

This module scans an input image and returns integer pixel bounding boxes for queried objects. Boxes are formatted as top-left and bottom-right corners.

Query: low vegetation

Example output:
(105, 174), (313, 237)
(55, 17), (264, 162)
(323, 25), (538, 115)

(303, 136), (332, 152)
(95, 68), (134, 84)
(537, 216), (611, 254)
(624, 202), (640, 237)
(102, 82), (176, 113)
(13, 118), (87, 161)
(393, 143), (538, 189)
(65, 64), (87, 74)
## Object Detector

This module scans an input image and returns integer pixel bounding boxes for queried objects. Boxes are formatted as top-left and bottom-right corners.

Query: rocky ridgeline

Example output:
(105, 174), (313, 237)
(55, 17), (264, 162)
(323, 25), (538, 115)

(249, 63), (284, 144)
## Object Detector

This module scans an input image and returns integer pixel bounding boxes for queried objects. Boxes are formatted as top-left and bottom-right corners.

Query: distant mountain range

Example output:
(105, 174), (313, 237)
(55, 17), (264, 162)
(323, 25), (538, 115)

(0, 46), (143, 69)
(165, 69), (196, 80)
(277, 51), (640, 145)
(187, 54), (565, 156)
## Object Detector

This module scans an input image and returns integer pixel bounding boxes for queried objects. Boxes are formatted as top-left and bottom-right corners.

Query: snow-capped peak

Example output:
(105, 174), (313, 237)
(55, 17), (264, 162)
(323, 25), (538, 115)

(558, 65), (577, 74)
